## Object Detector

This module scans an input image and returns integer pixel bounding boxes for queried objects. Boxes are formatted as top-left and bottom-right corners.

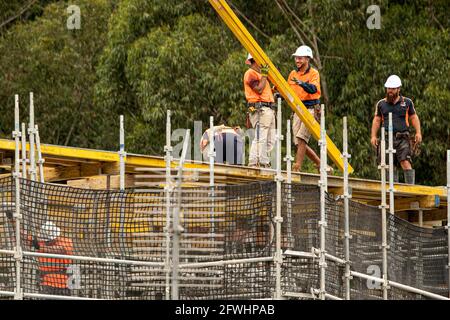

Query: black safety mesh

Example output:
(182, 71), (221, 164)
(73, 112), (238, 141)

(0, 176), (448, 300)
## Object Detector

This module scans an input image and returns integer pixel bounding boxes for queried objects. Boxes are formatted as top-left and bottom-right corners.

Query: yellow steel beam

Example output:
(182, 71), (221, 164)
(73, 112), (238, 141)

(208, 0), (353, 173)
(0, 138), (446, 200)
(0, 139), (119, 162)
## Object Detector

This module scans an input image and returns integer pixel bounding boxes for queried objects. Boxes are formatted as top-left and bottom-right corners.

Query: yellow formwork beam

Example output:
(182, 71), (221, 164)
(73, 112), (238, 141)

(208, 0), (353, 173)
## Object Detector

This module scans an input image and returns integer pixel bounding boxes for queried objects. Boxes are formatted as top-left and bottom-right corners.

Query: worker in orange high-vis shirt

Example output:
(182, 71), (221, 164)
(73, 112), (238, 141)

(288, 45), (331, 173)
(243, 53), (276, 168)
(27, 221), (74, 297)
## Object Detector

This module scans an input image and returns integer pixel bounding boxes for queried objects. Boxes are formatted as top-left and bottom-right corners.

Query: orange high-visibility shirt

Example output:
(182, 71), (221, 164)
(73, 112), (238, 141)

(287, 65), (321, 104)
(38, 237), (74, 288)
(243, 68), (274, 103)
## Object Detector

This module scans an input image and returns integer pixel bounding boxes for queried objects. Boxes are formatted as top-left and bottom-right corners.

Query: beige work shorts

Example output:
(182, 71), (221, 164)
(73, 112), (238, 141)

(292, 107), (320, 145)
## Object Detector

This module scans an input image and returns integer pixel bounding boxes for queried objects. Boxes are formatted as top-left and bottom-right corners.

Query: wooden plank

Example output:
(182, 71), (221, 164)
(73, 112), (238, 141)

(44, 163), (102, 182)
(67, 174), (135, 190)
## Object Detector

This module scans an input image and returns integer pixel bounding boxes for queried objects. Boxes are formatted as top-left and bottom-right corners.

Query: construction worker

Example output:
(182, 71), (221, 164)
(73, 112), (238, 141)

(243, 53), (276, 168)
(287, 45), (328, 172)
(200, 124), (244, 165)
(26, 221), (74, 296)
(371, 75), (422, 184)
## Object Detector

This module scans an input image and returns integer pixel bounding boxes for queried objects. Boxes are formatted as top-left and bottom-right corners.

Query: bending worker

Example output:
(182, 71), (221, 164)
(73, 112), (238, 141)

(243, 53), (276, 168)
(26, 221), (74, 296)
(200, 124), (244, 165)
(370, 75), (422, 184)
(287, 45), (329, 172)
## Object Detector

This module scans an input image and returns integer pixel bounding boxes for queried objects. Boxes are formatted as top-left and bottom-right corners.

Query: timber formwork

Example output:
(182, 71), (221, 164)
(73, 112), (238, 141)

(0, 139), (446, 226)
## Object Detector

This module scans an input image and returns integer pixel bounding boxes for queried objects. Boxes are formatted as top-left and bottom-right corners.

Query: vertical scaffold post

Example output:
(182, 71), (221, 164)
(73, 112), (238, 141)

(447, 150), (450, 299)
(164, 110), (173, 300)
(319, 104), (328, 300)
(28, 92), (37, 181)
(342, 117), (352, 300)
(208, 116), (215, 234)
(283, 119), (293, 248)
(119, 115), (126, 191)
(21, 122), (27, 179)
(274, 97), (283, 299)
(118, 115), (127, 281)
(379, 127), (389, 300)
(13, 95), (23, 300)
(172, 129), (190, 300)
(387, 113), (395, 215)
(34, 125), (45, 183)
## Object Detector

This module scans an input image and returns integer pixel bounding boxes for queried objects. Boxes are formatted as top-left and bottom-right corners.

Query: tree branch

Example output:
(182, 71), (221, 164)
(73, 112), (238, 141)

(0, 0), (38, 30)
(228, 1), (271, 40)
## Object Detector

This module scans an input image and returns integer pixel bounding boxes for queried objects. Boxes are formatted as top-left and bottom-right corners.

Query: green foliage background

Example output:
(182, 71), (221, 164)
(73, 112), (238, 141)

(0, 0), (448, 185)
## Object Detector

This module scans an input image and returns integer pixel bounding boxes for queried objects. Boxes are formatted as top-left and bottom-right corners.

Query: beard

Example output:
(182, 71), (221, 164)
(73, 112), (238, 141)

(386, 91), (399, 104)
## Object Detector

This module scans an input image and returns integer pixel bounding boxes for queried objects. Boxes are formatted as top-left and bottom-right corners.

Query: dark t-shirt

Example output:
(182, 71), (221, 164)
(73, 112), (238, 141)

(375, 95), (416, 133)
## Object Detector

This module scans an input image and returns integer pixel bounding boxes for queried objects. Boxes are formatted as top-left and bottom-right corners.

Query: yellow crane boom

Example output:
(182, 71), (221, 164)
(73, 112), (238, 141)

(208, 0), (354, 173)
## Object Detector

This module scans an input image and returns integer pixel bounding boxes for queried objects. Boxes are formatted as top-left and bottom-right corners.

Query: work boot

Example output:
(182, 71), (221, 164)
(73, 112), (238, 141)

(404, 169), (415, 185)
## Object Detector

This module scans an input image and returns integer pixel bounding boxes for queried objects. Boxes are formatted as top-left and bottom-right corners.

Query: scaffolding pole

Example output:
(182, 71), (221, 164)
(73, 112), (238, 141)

(21, 122), (27, 179)
(387, 113), (395, 215)
(379, 126), (389, 299)
(274, 97), (283, 299)
(447, 150), (450, 298)
(28, 92), (37, 181)
(13, 94), (23, 300)
(119, 115), (126, 190)
(318, 104), (328, 300)
(342, 117), (352, 300)
(284, 118), (293, 248)
(34, 125), (45, 183)
(164, 110), (173, 300)
(208, 116), (215, 235)
(172, 129), (190, 300)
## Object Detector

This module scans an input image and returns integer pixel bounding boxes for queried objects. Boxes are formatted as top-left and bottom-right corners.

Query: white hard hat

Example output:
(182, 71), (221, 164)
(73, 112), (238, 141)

(245, 53), (253, 65)
(292, 45), (313, 58)
(384, 75), (402, 88)
(40, 221), (60, 241)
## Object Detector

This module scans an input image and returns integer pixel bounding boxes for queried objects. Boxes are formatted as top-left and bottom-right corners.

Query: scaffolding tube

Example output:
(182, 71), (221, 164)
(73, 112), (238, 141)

(34, 125), (45, 183)
(318, 104), (328, 300)
(28, 92), (36, 181)
(351, 271), (449, 301)
(0, 249), (165, 267)
(379, 127), (389, 299)
(274, 97), (283, 299)
(342, 116), (352, 299)
(21, 122), (27, 179)
(13, 95), (23, 300)
(180, 256), (274, 269)
(387, 113), (395, 215)
(119, 115), (126, 190)
(208, 116), (215, 235)
(164, 110), (173, 300)
(172, 129), (190, 299)
(284, 119), (293, 248)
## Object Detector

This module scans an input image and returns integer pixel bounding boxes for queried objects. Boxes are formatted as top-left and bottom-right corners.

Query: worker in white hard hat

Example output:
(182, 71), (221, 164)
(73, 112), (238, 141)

(25, 221), (74, 296)
(243, 53), (276, 168)
(371, 75), (422, 184)
(287, 45), (332, 173)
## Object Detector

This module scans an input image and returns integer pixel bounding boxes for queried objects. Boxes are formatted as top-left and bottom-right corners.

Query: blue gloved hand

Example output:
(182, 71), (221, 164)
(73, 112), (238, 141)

(292, 77), (304, 86)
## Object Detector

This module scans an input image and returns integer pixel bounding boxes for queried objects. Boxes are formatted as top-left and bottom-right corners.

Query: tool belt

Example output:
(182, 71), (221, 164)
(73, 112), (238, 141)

(247, 102), (276, 113)
(395, 131), (410, 140)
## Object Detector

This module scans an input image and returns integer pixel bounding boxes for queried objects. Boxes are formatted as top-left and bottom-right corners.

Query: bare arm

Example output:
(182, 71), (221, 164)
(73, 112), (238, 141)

(252, 76), (268, 94)
(371, 116), (382, 147)
(409, 114), (422, 144)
